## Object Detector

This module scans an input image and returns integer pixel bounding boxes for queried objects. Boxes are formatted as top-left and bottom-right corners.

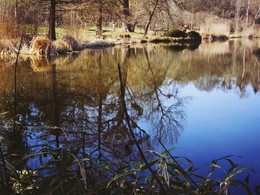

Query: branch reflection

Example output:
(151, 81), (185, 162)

(0, 41), (260, 191)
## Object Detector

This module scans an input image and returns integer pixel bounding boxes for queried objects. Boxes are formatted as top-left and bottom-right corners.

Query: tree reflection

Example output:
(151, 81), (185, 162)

(0, 42), (260, 192)
(1, 54), (29, 181)
(51, 63), (60, 148)
(141, 47), (187, 143)
(252, 55), (260, 93)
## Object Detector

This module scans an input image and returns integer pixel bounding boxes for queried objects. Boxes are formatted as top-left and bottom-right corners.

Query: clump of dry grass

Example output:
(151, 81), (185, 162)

(0, 39), (17, 56)
(1, 34), (117, 56)
(200, 23), (230, 36)
(20, 43), (32, 55)
(51, 39), (72, 55)
(31, 36), (51, 56)
(30, 36), (77, 56)
(61, 35), (81, 51)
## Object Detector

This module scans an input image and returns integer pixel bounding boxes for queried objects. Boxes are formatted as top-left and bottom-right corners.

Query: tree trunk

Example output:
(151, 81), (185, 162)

(15, 0), (17, 21)
(235, 0), (241, 35)
(122, 0), (133, 32)
(143, 0), (159, 37)
(96, 1), (103, 36)
(255, 0), (260, 23)
(49, 0), (56, 40)
(245, 0), (250, 30)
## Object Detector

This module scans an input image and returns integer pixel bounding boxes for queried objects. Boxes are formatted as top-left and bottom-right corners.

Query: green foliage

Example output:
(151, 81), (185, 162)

(163, 29), (188, 38)
(106, 152), (254, 194)
(0, 144), (257, 195)
(24, 147), (89, 195)
(187, 31), (202, 41)
(11, 170), (37, 194)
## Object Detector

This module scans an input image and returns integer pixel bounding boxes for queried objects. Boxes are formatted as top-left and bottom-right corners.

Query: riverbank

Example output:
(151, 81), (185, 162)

(0, 34), (200, 57)
(1, 29), (260, 58)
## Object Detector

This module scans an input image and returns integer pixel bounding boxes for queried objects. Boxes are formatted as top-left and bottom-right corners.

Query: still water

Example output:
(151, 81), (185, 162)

(1, 40), (260, 193)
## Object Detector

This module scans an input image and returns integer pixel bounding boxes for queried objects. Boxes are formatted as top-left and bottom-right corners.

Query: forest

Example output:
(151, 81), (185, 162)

(1, 0), (260, 40)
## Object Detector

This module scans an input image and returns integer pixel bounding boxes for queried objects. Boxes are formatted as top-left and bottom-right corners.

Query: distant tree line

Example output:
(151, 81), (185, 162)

(1, 0), (260, 39)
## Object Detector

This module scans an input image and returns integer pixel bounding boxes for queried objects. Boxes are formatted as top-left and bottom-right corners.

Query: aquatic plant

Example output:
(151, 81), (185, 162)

(11, 169), (37, 194)
(1, 142), (255, 195)
(106, 150), (254, 194)
(23, 147), (89, 195)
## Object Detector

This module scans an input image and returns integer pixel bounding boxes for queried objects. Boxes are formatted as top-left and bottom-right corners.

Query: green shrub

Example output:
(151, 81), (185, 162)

(164, 29), (187, 38)
(187, 31), (202, 42)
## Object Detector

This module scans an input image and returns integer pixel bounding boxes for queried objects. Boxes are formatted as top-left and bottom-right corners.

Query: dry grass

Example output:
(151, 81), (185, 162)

(51, 39), (72, 55)
(0, 39), (17, 56)
(20, 43), (32, 55)
(200, 23), (230, 36)
(0, 19), (23, 39)
(61, 35), (81, 51)
(30, 36), (80, 56)
(31, 36), (51, 56)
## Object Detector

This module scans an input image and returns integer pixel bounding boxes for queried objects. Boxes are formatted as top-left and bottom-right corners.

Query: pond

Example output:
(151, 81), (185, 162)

(0, 40), (260, 194)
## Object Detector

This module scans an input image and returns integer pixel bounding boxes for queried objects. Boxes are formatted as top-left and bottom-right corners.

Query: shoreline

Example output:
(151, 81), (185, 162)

(1, 33), (260, 58)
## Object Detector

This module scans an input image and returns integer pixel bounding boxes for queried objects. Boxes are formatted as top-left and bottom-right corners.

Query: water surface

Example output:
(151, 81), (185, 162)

(1, 40), (260, 193)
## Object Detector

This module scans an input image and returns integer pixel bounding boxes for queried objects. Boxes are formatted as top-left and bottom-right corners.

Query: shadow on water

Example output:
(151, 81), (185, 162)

(0, 40), (260, 194)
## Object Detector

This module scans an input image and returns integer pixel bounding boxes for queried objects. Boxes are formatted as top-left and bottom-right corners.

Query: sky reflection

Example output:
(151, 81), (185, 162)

(170, 83), (260, 190)
(1, 41), (260, 193)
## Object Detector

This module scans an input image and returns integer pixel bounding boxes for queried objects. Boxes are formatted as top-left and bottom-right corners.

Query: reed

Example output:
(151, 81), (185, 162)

(1, 144), (255, 194)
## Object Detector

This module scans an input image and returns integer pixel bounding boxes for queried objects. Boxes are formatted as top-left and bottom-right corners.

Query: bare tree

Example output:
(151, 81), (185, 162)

(96, 0), (103, 36)
(49, 0), (56, 40)
(143, 0), (159, 37)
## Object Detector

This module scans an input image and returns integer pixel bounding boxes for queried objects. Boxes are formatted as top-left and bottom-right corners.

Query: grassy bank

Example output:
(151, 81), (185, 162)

(1, 25), (259, 58)
(0, 26), (147, 57)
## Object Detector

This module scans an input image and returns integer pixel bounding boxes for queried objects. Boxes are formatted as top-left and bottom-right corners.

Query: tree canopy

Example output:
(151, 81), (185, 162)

(1, 0), (260, 38)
